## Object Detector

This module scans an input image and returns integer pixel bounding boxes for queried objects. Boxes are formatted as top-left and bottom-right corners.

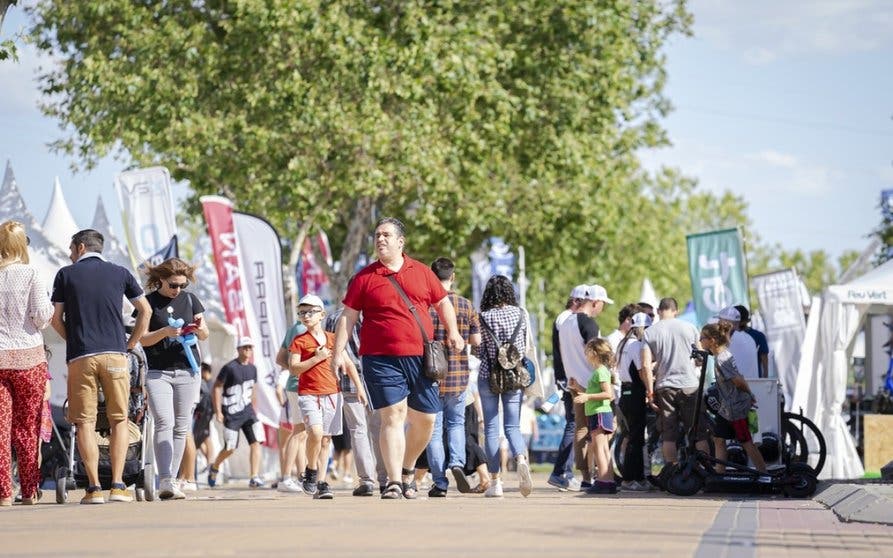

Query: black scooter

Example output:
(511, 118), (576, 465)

(663, 346), (818, 498)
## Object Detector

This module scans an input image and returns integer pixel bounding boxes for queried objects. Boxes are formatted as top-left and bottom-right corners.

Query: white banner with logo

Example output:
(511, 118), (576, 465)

(752, 269), (807, 409)
(114, 166), (178, 268)
(233, 212), (287, 429)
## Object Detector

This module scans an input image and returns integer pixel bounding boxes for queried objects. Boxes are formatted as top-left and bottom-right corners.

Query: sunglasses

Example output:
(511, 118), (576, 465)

(297, 309), (322, 317)
(168, 282), (189, 290)
(26, 235), (31, 246)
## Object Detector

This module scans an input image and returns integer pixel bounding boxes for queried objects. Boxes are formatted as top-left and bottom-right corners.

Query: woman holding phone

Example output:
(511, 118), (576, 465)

(139, 257), (209, 499)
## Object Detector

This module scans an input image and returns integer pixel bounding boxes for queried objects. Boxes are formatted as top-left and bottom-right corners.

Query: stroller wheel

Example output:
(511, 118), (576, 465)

(135, 488), (145, 502)
(143, 462), (156, 502)
(54, 467), (68, 504)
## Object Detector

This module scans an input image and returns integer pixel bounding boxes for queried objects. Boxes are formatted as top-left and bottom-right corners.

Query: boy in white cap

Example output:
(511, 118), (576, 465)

(207, 336), (266, 488)
(289, 294), (366, 499)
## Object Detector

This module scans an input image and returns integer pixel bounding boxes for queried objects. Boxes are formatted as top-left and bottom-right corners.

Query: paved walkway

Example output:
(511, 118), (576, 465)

(2, 474), (891, 557)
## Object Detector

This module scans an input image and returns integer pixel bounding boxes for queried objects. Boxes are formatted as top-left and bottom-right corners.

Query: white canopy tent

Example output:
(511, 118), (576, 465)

(792, 258), (893, 479)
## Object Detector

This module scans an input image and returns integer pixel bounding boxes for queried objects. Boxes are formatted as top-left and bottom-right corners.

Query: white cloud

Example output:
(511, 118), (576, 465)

(690, 0), (893, 63)
(747, 150), (797, 169)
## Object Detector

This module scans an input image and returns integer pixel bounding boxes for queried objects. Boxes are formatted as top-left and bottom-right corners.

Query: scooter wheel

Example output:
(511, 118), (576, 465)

(782, 463), (817, 498)
(665, 466), (704, 496)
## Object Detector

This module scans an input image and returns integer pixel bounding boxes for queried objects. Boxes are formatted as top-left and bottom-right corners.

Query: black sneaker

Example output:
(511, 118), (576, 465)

(302, 477), (318, 495)
(352, 482), (375, 497)
(313, 482), (334, 500)
(428, 485), (448, 498)
(585, 481), (618, 495)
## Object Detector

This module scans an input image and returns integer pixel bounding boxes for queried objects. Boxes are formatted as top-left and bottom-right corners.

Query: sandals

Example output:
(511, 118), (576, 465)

(401, 481), (418, 500)
(380, 482), (403, 500)
(470, 480), (491, 494)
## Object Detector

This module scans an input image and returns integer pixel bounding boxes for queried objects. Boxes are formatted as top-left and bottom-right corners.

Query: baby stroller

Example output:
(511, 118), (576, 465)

(54, 348), (157, 502)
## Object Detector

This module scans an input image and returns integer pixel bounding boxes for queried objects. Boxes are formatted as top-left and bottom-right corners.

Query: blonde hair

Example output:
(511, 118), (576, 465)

(145, 257), (197, 291)
(0, 220), (30, 267)
(584, 337), (615, 370)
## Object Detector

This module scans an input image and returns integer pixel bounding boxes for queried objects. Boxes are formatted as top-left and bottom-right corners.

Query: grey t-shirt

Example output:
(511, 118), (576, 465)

(643, 318), (699, 389)
(714, 349), (753, 421)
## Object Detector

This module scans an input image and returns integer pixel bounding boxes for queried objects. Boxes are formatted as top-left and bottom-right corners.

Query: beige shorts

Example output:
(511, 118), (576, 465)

(67, 353), (130, 424)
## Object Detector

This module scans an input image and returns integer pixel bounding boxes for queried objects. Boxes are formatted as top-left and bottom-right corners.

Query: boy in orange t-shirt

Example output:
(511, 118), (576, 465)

(289, 294), (365, 499)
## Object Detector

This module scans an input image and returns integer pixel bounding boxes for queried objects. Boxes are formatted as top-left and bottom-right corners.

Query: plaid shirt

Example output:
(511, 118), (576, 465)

(429, 292), (479, 395)
(478, 305), (527, 381)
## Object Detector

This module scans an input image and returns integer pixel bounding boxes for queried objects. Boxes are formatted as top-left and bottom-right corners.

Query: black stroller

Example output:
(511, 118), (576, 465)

(54, 348), (157, 503)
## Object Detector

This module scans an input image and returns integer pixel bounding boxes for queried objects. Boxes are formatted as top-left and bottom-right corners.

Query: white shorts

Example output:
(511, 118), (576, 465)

(298, 392), (343, 436)
(286, 391), (304, 426)
(223, 418), (266, 451)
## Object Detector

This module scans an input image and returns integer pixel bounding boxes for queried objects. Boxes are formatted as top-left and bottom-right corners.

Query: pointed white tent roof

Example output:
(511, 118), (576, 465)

(41, 176), (80, 253)
(639, 278), (659, 309)
(90, 195), (133, 271)
(0, 161), (70, 286)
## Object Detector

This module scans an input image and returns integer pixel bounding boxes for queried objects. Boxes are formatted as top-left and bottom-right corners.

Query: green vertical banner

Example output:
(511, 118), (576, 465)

(686, 228), (748, 326)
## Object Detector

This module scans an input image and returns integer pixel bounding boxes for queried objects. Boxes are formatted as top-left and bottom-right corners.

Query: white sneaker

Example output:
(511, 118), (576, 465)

(516, 456), (532, 497)
(484, 479), (504, 498)
(179, 481), (198, 493)
(277, 477), (304, 494)
(159, 478), (186, 500)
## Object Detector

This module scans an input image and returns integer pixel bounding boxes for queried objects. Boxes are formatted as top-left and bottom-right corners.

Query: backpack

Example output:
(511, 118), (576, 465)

(480, 312), (531, 394)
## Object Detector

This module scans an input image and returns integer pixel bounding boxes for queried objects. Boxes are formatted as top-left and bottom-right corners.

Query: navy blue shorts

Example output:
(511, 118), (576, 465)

(587, 411), (615, 434)
(361, 355), (439, 414)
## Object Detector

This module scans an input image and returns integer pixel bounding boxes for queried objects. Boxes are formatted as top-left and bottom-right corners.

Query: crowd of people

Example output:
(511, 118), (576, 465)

(0, 216), (770, 505)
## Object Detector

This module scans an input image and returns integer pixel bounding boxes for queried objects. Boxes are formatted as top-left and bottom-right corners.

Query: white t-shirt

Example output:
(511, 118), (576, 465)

(557, 312), (600, 386)
(729, 331), (759, 379)
(604, 329), (624, 353)
(616, 338), (644, 384)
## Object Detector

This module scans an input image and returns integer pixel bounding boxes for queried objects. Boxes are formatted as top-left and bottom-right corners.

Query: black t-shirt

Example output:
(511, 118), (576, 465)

(51, 256), (144, 362)
(217, 359), (257, 427)
(141, 290), (205, 371)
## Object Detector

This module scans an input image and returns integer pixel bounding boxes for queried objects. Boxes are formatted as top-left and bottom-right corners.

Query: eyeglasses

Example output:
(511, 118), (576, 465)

(298, 309), (322, 317)
(168, 282), (189, 290)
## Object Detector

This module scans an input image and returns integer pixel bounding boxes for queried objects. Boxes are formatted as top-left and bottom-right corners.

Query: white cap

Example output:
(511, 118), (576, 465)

(714, 306), (741, 322)
(570, 284), (591, 299)
(630, 312), (653, 328)
(237, 336), (254, 348)
(589, 284), (613, 304)
(298, 293), (325, 309)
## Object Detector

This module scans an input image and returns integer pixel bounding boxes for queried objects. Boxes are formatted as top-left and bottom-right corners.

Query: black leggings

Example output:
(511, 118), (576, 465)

(619, 381), (647, 482)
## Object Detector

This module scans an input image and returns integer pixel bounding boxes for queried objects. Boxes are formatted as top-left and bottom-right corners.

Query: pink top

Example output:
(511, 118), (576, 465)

(0, 263), (53, 369)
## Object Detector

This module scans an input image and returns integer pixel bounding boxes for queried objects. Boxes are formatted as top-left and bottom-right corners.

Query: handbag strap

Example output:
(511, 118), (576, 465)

(386, 275), (432, 344)
(480, 309), (524, 347)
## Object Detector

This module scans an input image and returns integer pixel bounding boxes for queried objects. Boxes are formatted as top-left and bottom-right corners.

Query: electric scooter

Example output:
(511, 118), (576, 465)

(663, 346), (818, 498)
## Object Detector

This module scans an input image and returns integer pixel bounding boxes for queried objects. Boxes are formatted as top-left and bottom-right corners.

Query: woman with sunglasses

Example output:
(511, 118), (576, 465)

(139, 257), (209, 499)
(0, 221), (53, 506)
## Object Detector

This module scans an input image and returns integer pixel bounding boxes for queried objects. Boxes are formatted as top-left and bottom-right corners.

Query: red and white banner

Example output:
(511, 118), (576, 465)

(200, 196), (250, 338)
(233, 211), (288, 430)
(296, 230), (334, 305)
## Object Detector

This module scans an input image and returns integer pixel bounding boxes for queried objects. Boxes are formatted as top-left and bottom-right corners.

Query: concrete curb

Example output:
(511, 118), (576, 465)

(814, 482), (893, 525)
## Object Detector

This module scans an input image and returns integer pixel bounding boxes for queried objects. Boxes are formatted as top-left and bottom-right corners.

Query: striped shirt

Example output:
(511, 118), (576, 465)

(429, 292), (479, 395)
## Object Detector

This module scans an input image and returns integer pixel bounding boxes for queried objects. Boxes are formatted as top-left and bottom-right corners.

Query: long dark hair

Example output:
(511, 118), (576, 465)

(480, 275), (517, 311)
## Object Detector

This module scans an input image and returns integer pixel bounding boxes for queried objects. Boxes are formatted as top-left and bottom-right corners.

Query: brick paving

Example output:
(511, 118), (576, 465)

(1, 474), (890, 557)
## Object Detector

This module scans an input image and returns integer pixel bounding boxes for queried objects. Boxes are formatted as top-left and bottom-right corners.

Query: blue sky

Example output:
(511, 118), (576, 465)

(2, 1), (891, 261)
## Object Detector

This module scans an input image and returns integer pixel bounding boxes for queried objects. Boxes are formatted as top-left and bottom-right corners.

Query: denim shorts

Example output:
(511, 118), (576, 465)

(587, 410), (615, 434)
(361, 355), (439, 413)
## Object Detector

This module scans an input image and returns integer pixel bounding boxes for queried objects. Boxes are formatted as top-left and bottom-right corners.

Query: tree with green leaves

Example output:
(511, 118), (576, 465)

(30, 1), (691, 295)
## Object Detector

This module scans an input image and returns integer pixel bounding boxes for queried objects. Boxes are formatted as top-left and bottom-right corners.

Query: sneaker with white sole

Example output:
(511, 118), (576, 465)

(249, 477), (265, 489)
(159, 478), (186, 500)
(484, 479), (504, 498)
(277, 477), (304, 494)
(516, 455), (532, 497)
(109, 485), (133, 503)
(80, 487), (105, 505)
(179, 481), (198, 493)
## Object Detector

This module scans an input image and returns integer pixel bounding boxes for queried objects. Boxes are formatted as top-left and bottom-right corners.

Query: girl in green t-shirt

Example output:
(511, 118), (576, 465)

(569, 338), (617, 494)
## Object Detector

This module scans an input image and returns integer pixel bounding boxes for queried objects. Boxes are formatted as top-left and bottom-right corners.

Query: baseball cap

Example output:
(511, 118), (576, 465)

(570, 284), (591, 299)
(589, 284), (614, 305)
(237, 336), (254, 348)
(714, 306), (741, 322)
(298, 293), (325, 309)
(630, 312), (653, 328)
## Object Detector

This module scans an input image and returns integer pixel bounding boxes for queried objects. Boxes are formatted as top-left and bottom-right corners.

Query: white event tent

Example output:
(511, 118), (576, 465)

(792, 258), (893, 479)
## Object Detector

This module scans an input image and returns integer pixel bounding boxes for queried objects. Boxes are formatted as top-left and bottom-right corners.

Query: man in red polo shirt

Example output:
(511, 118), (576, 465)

(332, 218), (464, 500)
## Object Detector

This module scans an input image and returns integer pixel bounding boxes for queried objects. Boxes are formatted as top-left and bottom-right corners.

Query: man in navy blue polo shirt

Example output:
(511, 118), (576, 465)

(50, 229), (150, 504)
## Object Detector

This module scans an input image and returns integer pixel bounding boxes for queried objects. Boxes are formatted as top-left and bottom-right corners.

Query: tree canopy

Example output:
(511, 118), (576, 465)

(41, 1), (856, 340)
